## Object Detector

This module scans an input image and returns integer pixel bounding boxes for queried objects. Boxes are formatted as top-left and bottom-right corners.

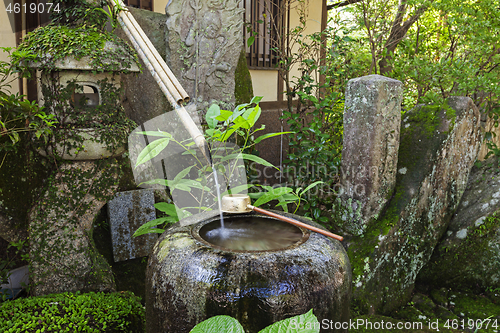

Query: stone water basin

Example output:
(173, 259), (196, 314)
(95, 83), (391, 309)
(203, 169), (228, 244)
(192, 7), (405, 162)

(146, 210), (351, 332)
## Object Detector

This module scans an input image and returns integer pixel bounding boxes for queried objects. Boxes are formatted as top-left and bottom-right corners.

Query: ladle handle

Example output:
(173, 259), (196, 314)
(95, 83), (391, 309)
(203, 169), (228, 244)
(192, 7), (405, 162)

(248, 205), (344, 242)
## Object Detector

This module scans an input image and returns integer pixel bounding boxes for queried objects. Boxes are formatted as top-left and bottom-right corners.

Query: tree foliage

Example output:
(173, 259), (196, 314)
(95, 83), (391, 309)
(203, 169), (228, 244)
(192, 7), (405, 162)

(344, 0), (500, 112)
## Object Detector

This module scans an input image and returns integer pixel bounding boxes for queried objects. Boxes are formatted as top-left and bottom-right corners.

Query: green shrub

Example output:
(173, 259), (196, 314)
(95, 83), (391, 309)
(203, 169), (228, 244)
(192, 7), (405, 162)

(0, 291), (145, 332)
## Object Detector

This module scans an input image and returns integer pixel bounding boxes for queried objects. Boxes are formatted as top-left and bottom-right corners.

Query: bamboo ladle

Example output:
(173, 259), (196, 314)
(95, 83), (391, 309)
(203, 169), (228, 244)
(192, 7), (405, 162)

(220, 194), (344, 242)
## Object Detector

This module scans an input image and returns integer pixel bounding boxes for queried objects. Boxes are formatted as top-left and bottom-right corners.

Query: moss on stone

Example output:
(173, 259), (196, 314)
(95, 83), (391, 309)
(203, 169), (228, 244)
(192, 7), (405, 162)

(418, 212), (500, 291)
(411, 294), (436, 318)
(451, 291), (500, 320)
(234, 50), (254, 105)
(117, 155), (138, 191)
(351, 314), (461, 333)
(430, 288), (450, 307)
(386, 289), (500, 332)
(15, 24), (139, 72)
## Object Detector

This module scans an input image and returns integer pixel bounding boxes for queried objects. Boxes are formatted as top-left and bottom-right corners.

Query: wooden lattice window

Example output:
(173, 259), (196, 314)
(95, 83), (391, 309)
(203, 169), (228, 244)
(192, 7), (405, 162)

(123, 0), (153, 11)
(244, 0), (287, 69)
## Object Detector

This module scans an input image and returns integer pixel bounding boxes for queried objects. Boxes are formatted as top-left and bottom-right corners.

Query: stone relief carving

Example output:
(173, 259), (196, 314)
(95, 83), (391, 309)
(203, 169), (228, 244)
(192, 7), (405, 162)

(166, 0), (244, 111)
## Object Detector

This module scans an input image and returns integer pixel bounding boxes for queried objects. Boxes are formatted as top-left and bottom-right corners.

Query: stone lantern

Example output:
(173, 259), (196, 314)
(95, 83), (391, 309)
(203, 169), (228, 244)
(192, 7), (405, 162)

(27, 31), (142, 296)
(32, 40), (140, 160)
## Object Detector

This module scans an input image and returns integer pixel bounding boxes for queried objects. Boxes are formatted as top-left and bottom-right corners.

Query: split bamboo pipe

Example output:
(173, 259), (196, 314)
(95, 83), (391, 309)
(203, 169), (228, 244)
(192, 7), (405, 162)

(116, 18), (177, 106)
(109, 0), (211, 163)
(116, 10), (184, 103)
(123, 10), (189, 103)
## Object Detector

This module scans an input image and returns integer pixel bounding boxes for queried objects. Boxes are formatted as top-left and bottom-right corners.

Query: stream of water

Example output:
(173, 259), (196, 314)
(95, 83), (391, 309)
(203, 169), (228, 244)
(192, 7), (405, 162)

(212, 164), (225, 233)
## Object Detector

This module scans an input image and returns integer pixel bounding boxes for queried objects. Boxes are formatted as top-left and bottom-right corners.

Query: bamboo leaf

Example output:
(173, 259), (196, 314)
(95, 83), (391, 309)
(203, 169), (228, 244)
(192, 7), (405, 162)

(254, 131), (294, 144)
(135, 131), (172, 138)
(253, 187), (294, 207)
(206, 104), (220, 129)
(241, 154), (277, 168)
(300, 181), (324, 196)
(134, 138), (170, 168)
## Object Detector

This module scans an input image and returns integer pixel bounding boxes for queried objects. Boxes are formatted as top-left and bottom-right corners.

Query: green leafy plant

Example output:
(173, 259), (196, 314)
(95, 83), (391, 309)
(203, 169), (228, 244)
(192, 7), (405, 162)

(133, 98), (322, 237)
(277, 15), (367, 224)
(0, 47), (56, 169)
(49, 0), (115, 28)
(189, 309), (320, 333)
(90, 0), (127, 31)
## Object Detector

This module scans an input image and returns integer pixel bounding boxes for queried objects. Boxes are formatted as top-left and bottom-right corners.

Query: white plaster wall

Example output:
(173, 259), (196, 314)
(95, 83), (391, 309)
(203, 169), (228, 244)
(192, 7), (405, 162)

(288, 0), (323, 90)
(0, 8), (19, 95)
(249, 69), (278, 102)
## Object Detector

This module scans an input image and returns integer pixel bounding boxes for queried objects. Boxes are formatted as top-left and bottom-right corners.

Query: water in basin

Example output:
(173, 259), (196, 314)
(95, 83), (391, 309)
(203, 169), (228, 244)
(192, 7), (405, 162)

(199, 216), (304, 251)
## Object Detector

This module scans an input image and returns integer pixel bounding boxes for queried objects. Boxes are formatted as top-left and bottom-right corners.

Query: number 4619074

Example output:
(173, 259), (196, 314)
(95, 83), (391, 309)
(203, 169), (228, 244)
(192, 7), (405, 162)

(6, 2), (60, 14)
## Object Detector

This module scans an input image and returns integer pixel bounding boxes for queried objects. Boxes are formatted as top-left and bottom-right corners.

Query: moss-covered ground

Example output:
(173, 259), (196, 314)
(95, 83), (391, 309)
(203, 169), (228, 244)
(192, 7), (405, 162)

(364, 285), (500, 333)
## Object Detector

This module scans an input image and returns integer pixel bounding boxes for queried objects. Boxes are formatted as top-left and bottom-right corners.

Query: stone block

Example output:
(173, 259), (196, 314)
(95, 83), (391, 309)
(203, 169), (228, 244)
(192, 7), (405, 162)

(253, 108), (289, 185)
(348, 97), (482, 314)
(337, 74), (403, 235)
(108, 189), (157, 262)
(165, 0), (244, 114)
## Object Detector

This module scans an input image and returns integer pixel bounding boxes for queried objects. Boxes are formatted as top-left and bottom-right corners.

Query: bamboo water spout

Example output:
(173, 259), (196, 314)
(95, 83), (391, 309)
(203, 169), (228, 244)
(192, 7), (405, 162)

(108, 0), (211, 162)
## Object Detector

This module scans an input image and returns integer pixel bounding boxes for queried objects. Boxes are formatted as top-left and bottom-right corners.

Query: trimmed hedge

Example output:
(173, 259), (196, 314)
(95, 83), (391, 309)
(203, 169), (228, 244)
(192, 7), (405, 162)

(0, 291), (144, 332)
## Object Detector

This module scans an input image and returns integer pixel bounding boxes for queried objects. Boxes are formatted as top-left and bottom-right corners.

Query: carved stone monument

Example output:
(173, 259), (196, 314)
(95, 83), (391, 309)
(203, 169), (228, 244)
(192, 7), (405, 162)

(166, 0), (244, 112)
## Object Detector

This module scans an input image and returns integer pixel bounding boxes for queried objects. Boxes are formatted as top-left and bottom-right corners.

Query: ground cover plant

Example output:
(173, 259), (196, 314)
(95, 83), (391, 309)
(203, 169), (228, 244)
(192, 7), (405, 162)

(0, 291), (145, 332)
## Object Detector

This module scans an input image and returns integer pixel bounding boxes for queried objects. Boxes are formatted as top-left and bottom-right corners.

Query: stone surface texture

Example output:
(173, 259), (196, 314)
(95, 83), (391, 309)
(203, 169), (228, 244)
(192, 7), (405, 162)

(418, 157), (500, 289)
(30, 41), (140, 72)
(146, 210), (351, 333)
(166, 0), (244, 113)
(37, 128), (126, 160)
(108, 189), (157, 262)
(117, 7), (172, 125)
(337, 74), (403, 236)
(29, 160), (119, 296)
(347, 97), (482, 314)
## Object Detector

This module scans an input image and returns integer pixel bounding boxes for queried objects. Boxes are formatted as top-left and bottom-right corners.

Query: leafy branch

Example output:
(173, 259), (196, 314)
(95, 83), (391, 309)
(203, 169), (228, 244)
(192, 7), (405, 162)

(132, 99), (322, 237)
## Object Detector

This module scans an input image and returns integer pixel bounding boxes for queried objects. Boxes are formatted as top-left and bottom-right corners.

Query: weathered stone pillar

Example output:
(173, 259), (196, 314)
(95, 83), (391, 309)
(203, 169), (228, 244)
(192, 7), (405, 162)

(349, 97), (482, 314)
(336, 74), (403, 235)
